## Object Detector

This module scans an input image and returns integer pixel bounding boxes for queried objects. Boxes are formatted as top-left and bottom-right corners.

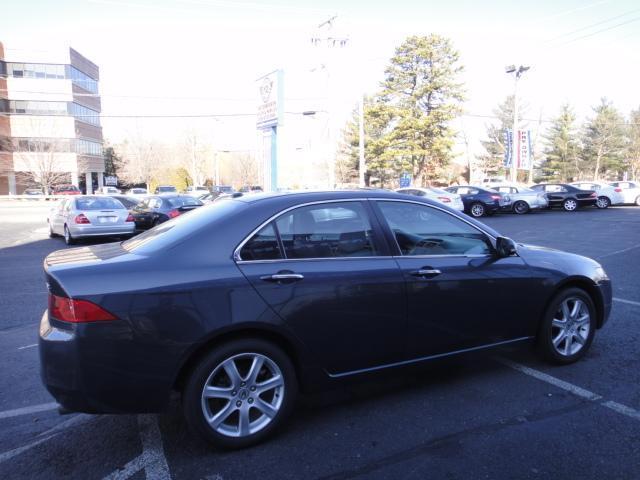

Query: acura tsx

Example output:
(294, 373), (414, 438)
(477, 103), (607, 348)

(40, 190), (612, 448)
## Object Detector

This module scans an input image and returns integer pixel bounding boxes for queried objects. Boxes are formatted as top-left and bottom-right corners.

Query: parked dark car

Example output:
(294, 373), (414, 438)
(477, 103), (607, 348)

(530, 183), (597, 211)
(106, 195), (141, 209)
(129, 194), (203, 230)
(154, 185), (177, 194)
(445, 185), (511, 217)
(53, 184), (81, 195)
(40, 190), (611, 448)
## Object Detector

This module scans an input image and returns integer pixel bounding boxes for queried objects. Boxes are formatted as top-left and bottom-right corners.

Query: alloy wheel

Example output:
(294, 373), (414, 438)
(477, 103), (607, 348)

(551, 297), (591, 357)
(470, 203), (485, 217)
(200, 353), (284, 438)
(563, 199), (577, 211)
(513, 201), (529, 214)
(596, 196), (610, 209)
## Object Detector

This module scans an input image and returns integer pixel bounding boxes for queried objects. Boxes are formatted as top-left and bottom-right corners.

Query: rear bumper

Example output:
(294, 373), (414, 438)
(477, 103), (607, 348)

(39, 311), (173, 414)
(69, 224), (135, 238)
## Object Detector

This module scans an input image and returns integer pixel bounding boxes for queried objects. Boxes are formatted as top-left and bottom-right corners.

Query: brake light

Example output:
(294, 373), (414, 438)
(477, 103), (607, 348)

(167, 209), (180, 219)
(48, 293), (117, 323)
(614, 188), (622, 193)
(590, 192), (597, 198)
(437, 196), (451, 203)
(126, 213), (135, 222)
(74, 213), (90, 224)
(490, 195), (501, 200)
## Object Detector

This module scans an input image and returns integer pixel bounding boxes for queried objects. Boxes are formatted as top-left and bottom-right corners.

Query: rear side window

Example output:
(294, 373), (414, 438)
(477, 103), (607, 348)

(168, 197), (201, 207)
(275, 202), (378, 259)
(239, 223), (282, 260)
(377, 201), (491, 256)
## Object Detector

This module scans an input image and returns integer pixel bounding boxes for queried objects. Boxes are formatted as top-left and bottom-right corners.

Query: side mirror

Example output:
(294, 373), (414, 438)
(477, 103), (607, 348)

(495, 236), (517, 258)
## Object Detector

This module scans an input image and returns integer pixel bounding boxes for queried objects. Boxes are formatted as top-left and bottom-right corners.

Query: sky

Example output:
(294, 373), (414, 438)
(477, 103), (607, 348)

(3, 0), (640, 168)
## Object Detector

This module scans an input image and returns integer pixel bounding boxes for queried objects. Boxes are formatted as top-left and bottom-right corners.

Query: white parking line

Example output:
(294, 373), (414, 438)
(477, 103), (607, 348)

(102, 453), (146, 480)
(0, 402), (58, 420)
(613, 297), (640, 307)
(497, 358), (602, 401)
(0, 435), (57, 465)
(138, 414), (171, 480)
(597, 244), (640, 259)
(17, 343), (38, 350)
(498, 358), (640, 423)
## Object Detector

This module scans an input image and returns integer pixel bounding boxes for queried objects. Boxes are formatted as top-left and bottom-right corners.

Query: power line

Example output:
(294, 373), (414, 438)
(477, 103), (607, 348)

(544, 7), (640, 43)
(550, 15), (640, 47)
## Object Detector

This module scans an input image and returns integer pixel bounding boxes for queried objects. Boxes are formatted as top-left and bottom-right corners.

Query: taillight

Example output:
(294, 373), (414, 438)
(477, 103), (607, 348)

(490, 195), (501, 200)
(590, 192), (597, 198)
(74, 213), (90, 224)
(49, 293), (117, 323)
(437, 196), (451, 203)
(614, 188), (622, 192)
(167, 209), (180, 219)
(126, 214), (135, 222)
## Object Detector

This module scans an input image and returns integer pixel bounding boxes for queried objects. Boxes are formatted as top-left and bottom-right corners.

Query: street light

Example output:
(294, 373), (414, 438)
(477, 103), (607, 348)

(505, 64), (530, 182)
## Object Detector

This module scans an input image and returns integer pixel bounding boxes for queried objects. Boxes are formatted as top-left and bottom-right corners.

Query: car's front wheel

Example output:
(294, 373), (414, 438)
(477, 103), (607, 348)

(596, 196), (610, 209)
(63, 225), (75, 245)
(183, 338), (297, 449)
(536, 288), (596, 365)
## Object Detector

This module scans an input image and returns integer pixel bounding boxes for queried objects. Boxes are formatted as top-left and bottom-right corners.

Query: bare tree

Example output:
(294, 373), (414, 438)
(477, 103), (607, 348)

(115, 137), (162, 191)
(231, 152), (259, 187)
(181, 130), (212, 186)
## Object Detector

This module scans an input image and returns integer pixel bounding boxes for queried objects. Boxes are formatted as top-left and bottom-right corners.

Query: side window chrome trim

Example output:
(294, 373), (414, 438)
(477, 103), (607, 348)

(233, 198), (373, 262)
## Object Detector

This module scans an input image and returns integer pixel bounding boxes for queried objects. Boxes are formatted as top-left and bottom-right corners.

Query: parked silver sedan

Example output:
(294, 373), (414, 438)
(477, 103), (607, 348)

(396, 187), (465, 211)
(48, 196), (135, 245)
(492, 184), (549, 214)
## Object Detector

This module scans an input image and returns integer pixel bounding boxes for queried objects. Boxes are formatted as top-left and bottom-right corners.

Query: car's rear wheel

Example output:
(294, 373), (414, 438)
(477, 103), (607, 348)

(63, 225), (75, 245)
(513, 200), (529, 215)
(562, 198), (578, 212)
(48, 222), (57, 238)
(635, 195), (640, 206)
(469, 202), (485, 218)
(183, 338), (297, 449)
(596, 196), (610, 209)
(536, 288), (596, 365)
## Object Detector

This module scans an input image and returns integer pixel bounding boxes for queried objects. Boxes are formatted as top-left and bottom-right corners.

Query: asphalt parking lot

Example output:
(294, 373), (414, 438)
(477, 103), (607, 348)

(0, 203), (639, 479)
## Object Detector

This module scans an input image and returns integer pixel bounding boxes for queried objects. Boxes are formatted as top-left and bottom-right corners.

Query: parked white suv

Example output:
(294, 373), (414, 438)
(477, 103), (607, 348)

(609, 181), (640, 206)
(570, 181), (624, 209)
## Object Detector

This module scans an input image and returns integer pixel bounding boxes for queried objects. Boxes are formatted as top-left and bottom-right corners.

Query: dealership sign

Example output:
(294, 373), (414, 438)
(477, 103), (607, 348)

(104, 175), (118, 186)
(256, 70), (283, 130)
(503, 129), (532, 169)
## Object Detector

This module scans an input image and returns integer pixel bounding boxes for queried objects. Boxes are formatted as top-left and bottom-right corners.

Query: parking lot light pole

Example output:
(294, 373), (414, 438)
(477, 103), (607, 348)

(505, 65), (529, 182)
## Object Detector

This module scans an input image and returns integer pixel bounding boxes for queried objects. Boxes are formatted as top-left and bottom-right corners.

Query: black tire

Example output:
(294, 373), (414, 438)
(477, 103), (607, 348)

(183, 338), (298, 449)
(596, 196), (610, 209)
(63, 225), (75, 245)
(469, 202), (485, 218)
(562, 198), (578, 212)
(635, 195), (640, 207)
(536, 287), (596, 365)
(513, 200), (529, 215)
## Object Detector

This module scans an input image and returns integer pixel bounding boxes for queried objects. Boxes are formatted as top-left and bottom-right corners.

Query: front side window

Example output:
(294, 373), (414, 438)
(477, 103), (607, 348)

(377, 201), (491, 256)
(274, 202), (378, 259)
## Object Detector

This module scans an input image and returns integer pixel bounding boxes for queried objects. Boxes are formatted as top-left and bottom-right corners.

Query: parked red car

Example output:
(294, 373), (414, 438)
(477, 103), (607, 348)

(53, 185), (81, 195)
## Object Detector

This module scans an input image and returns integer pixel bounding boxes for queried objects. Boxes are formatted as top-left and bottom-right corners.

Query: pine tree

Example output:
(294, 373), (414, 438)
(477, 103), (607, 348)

(625, 108), (640, 180)
(375, 34), (465, 186)
(539, 104), (580, 182)
(581, 99), (627, 180)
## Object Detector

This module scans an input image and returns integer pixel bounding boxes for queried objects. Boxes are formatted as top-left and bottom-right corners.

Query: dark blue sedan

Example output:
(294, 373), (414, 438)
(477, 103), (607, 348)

(445, 185), (511, 217)
(40, 190), (611, 448)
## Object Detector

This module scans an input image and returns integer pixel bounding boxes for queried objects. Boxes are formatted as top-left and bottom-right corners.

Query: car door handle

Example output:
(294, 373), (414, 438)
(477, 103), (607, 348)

(260, 273), (304, 282)
(410, 269), (442, 278)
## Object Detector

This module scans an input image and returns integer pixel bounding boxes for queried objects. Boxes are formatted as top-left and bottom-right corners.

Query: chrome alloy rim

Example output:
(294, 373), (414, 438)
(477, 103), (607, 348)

(551, 297), (591, 356)
(471, 204), (484, 217)
(201, 353), (284, 438)
(596, 197), (609, 208)
(514, 201), (528, 214)
(564, 199), (577, 211)
(64, 226), (71, 243)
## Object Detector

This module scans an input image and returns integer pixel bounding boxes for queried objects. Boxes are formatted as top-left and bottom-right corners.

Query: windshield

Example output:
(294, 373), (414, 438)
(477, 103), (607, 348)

(75, 196), (125, 210)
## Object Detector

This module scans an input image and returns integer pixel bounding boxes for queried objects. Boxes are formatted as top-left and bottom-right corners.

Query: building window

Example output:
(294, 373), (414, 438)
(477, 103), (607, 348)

(8, 100), (68, 116)
(11, 137), (102, 156)
(68, 102), (100, 126)
(75, 139), (103, 156)
(66, 66), (98, 93)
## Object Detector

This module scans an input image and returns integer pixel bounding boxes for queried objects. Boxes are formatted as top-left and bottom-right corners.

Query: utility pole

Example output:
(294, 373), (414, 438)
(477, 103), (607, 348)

(311, 15), (349, 189)
(358, 94), (365, 187)
(505, 65), (530, 183)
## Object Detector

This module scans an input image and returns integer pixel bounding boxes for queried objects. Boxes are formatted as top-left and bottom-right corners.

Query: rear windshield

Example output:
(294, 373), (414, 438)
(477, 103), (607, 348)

(76, 197), (125, 210)
(157, 186), (176, 192)
(429, 187), (450, 195)
(167, 196), (202, 207)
